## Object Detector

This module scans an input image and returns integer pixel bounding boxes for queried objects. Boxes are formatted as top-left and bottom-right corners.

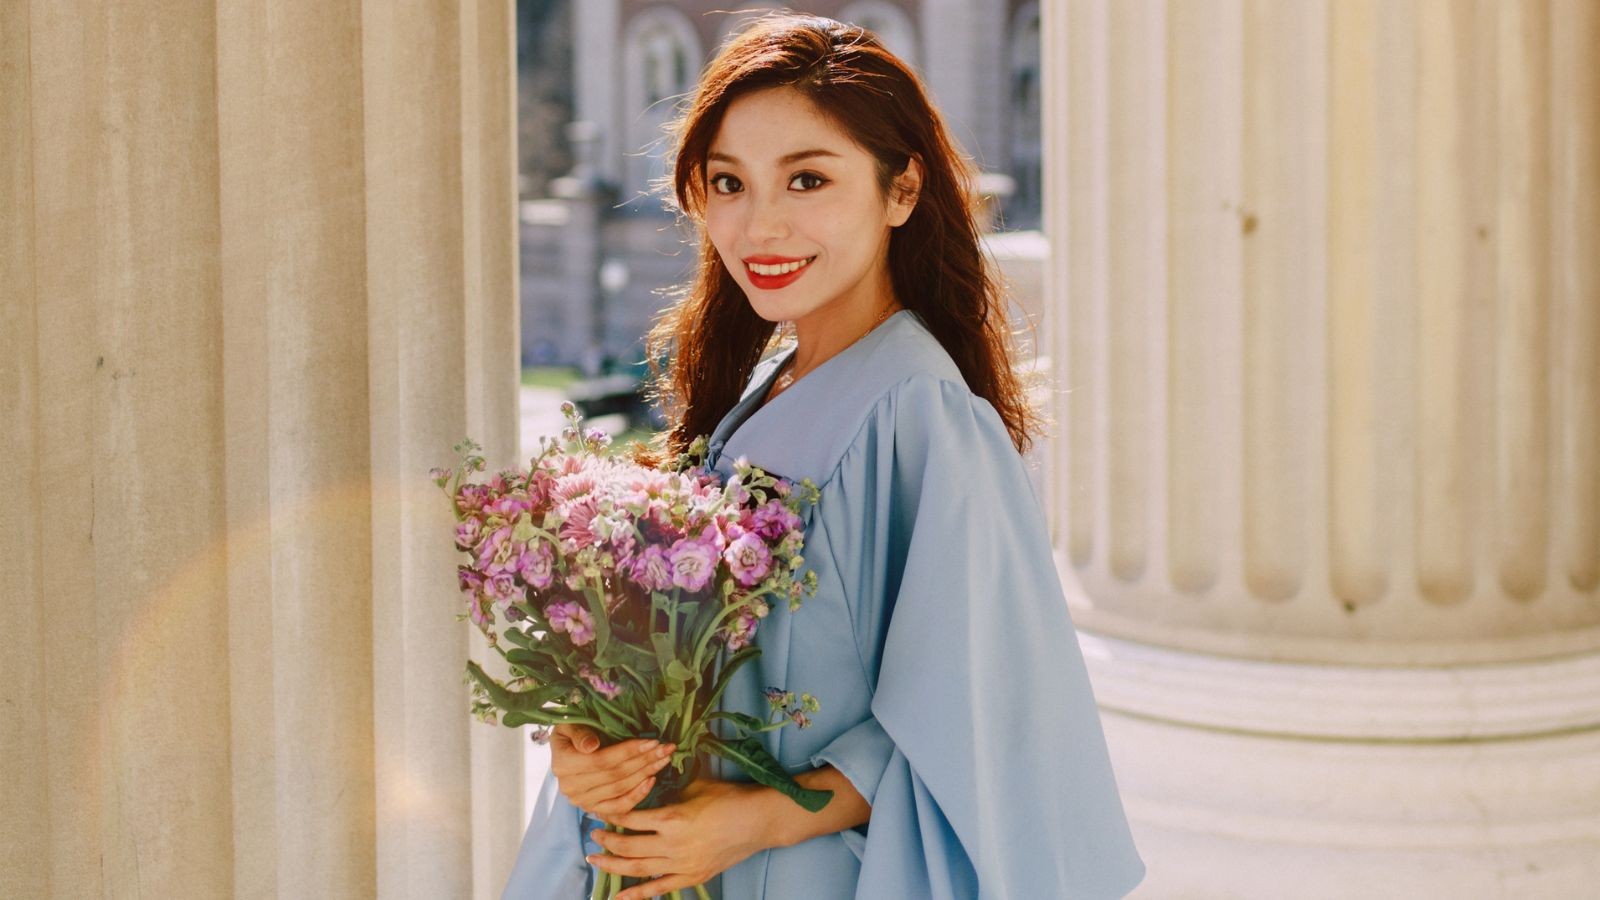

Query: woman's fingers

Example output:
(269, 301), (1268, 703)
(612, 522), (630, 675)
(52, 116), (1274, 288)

(571, 747), (675, 806)
(551, 736), (677, 813)
(586, 771), (661, 818)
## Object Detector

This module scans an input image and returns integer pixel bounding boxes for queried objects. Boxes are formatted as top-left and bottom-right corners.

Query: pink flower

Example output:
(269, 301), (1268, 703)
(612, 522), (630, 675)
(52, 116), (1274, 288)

(454, 519), (482, 550)
(488, 572), (518, 606)
(545, 600), (595, 645)
(668, 533), (717, 593)
(476, 524), (513, 570)
(630, 545), (675, 592)
(723, 532), (772, 587)
(749, 501), (801, 541)
(578, 662), (623, 699)
(724, 608), (759, 651)
(558, 498), (600, 550)
(467, 593), (492, 629)
(488, 494), (530, 520)
(517, 542), (555, 589)
(457, 483), (490, 515)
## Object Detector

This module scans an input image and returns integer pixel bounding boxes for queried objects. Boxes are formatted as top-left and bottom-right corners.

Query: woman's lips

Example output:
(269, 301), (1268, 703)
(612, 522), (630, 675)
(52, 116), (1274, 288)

(745, 255), (816, 290)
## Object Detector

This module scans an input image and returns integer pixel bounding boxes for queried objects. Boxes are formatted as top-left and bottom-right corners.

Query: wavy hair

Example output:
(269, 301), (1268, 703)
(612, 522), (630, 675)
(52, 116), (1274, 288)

(632, 10), (1044, 465)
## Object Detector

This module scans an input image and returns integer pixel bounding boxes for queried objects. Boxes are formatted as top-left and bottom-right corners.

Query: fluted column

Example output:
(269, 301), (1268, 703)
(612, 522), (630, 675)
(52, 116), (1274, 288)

(1045, 0), (1600, 895)
(1, 2), (522, 898)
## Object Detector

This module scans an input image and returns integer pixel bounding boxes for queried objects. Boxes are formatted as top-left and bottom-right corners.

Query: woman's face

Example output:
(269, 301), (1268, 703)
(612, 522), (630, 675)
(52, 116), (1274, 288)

(703, 85), (918, 326)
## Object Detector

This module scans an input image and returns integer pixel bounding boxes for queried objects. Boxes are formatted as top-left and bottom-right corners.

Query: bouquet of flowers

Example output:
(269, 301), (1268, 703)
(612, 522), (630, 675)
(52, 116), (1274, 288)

(431, 401), (832, 899)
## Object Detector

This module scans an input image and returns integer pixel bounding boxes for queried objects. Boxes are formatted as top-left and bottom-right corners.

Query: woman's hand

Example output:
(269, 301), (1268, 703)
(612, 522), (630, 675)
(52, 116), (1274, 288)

(549, 724), (677, 822)
(586, 776), (771, 900)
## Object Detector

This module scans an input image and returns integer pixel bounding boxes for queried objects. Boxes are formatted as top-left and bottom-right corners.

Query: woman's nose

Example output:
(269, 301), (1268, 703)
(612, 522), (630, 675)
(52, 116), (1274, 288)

(743, 191), (790, 242)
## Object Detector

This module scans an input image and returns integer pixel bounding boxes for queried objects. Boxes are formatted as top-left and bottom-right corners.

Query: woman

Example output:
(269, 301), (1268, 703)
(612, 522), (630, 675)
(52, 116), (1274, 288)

(503, 12), (1146, 899)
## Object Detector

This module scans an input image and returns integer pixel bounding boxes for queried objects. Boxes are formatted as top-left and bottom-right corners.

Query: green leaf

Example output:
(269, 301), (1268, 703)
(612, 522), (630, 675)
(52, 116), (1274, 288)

(650, 632), (678, 672)
(504, 648), (540, 669)
(704, 646), (761, 714)
(648, 697), (678, 732)
(465, 660), (568, 714)
(593, 634), (655, 671)
(501, 627), (535, 650)
(592, 701), (628, 734)
(705, 734), (833, 813)
(664, 659), (694, 684)
(706, 710), (766, 733)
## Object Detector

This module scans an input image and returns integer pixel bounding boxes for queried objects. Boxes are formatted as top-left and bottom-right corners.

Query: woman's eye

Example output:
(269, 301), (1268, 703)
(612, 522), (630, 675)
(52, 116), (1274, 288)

(710, 173), (741, 195)
(790, 172), (827, 191)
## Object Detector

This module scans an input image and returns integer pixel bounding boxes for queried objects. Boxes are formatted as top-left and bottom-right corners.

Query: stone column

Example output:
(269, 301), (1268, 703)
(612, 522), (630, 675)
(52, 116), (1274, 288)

(1044, 0), (1600, 895)
(1, 2), (522, 898)
(573, 0), (622, 189)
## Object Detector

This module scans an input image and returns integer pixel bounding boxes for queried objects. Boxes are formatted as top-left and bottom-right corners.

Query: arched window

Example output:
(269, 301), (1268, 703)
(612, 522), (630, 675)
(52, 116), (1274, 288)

(1007, 2), (1042, 230)
(621, 8), (703, 213)
(838, 1), (920, 73)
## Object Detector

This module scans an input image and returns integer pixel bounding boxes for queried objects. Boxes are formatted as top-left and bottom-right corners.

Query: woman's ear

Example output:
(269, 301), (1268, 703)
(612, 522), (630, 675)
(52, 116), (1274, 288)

(887, 154), (923, 228)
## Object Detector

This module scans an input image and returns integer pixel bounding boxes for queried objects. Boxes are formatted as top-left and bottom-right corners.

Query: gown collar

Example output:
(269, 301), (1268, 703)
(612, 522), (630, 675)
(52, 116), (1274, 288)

(705, 309), (914, 475)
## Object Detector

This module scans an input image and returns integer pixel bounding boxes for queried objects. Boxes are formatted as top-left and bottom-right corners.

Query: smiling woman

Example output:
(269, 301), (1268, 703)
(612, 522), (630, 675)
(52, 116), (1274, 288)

(700, 86), (920, 387)
(500, 11), (1146, 900)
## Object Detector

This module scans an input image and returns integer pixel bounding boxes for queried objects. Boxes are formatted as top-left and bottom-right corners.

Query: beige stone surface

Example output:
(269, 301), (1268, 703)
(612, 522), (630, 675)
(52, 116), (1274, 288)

(3, 2), (522, 897)
(1050, 0), (1600, 666)
(1044, 2), (1600, 895)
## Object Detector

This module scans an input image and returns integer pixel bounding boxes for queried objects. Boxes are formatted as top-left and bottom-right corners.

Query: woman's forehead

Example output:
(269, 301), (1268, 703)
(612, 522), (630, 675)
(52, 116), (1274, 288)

(709, 91), (862, 164)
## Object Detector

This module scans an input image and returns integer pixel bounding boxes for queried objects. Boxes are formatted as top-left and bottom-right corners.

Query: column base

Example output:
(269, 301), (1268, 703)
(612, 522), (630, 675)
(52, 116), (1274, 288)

(1082, 636), (1600, 898)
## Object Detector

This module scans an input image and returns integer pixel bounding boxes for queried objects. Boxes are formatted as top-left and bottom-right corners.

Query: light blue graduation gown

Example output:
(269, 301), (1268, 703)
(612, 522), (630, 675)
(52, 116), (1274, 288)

(502, 309), (1146, 899)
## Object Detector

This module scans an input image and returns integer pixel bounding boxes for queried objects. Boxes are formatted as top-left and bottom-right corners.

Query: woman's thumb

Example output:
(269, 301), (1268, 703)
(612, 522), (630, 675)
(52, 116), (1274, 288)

(574, 726), (599, 753)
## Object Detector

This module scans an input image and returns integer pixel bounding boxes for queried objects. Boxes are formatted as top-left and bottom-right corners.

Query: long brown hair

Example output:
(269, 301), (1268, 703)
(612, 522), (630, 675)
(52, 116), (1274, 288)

(633, 11), (1044, 466)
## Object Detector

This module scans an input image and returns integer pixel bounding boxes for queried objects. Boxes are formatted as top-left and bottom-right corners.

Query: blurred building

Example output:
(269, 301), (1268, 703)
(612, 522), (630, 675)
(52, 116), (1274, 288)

(521, 1), (1045, 371)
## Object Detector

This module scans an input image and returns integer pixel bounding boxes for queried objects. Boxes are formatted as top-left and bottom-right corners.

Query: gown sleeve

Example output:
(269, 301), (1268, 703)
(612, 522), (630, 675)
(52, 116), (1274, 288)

(499, 765), (602, 898)
(827, 374), (1146, 899)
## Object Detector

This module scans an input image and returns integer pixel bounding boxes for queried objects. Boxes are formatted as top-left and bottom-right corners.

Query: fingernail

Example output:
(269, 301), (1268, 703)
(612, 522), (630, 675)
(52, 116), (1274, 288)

(643, 739), (660, 750)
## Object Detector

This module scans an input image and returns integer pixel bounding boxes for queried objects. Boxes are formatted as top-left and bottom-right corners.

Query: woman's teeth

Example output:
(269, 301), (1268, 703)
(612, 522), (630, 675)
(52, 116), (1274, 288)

(749, 257), (813, 276)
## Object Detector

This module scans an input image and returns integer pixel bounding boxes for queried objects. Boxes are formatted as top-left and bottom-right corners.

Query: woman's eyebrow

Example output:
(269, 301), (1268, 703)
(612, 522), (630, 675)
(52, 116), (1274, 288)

(706, 149), (843, 166)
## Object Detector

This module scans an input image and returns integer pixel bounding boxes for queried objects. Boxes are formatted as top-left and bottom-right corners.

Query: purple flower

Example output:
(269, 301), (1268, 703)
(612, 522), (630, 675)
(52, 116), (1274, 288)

(466, 593), (492, 629)
(488, 572), (518, 606)
(725, 608), (759, 651)
(488, 495), (529, 520)
(629, 544), (675, 592)
(476, 524), (513, 571)
(668, 532), (717, 593)
(454, 519), (482, 550)
(545, 600), (595, 646)
(749, 501), (801, 541)
(517, 542), (555, 589)
(578, 663), (623, 699)
(723, 532), (772, 587)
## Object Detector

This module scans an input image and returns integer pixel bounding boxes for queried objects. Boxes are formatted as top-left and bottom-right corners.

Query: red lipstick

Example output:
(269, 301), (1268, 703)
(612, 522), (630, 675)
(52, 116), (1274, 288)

(743, 254), (817, 290)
